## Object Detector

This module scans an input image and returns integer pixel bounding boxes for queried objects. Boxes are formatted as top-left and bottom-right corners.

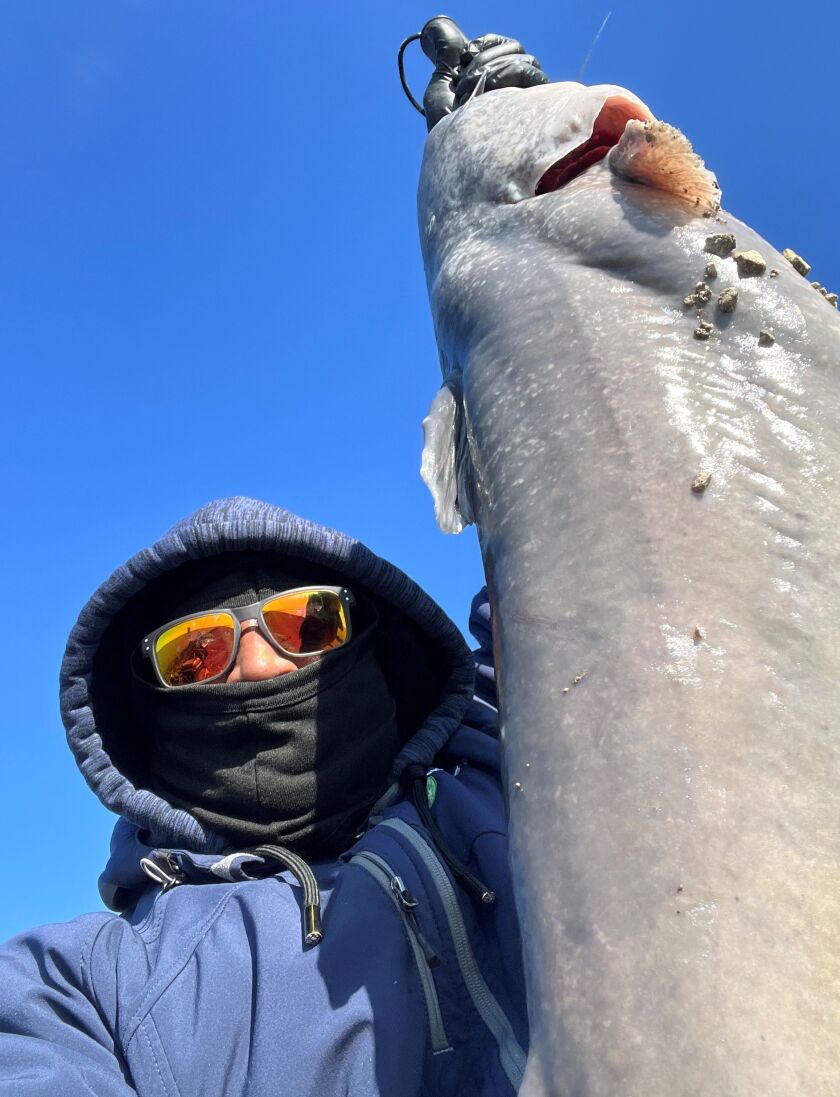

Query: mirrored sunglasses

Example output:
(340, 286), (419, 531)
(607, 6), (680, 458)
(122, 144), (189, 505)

(141, 586), (354, 688)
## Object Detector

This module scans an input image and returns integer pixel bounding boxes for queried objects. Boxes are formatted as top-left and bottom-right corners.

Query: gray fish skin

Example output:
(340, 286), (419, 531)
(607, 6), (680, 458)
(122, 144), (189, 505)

(418, 81), (840, 1097)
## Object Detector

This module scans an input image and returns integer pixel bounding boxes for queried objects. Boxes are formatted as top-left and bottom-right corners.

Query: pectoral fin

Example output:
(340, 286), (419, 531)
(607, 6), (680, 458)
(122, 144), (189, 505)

(420, 382), (474, 534)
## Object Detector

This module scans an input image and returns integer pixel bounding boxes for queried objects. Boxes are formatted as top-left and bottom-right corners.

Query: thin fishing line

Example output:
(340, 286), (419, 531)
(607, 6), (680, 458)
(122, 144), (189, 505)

(576, 11), (612, 82)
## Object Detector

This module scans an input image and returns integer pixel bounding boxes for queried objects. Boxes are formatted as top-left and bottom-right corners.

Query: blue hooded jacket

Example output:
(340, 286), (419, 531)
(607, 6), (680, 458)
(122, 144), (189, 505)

(0, 497), (527, 1096)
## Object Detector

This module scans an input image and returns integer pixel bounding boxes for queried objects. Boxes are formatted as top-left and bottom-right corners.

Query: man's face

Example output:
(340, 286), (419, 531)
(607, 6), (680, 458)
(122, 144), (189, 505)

(142, 566), (353, 688)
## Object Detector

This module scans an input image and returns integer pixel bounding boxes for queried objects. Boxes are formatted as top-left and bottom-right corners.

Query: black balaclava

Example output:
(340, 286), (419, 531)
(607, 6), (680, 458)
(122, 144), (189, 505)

(130, 564), (401, 857)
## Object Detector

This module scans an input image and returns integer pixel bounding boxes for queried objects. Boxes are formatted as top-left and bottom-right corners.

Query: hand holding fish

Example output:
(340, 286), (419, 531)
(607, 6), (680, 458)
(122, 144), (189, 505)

(401, 16), (548, 131)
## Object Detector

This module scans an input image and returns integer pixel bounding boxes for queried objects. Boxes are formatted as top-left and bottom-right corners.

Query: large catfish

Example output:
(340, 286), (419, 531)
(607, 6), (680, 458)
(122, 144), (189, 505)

(418, 78), (840, 1095)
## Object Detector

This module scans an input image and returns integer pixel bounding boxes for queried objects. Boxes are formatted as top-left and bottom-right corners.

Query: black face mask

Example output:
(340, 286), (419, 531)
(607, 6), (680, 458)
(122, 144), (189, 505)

(131, 568), (400, 857)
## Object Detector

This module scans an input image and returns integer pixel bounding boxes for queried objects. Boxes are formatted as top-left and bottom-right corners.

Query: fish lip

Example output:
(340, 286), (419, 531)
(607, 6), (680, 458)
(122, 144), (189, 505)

(533, 95), (655, 197)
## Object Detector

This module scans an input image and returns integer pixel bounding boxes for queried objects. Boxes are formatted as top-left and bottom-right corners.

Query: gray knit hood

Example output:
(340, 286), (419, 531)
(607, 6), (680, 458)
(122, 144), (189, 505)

(60, 497), (475, 854)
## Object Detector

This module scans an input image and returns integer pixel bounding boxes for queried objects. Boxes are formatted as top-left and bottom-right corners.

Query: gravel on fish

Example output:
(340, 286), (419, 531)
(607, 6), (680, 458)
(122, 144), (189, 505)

(782, 248), (811, 276)
(733, 250), (767, 277)
(758, 330), (776, 347)
(807, 280), (840, 307)
(684, 282), (713, 307)
(717, 288), (738, 313)
(705, 261), (718, 279)
(693, 319), (714, 340)
(810, 282), (838, 306)
(704, 233), (736, 257)
(691, 472), (711, 494)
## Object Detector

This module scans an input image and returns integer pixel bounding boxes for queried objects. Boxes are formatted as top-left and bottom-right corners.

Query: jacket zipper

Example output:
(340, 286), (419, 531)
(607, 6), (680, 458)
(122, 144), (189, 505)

(380, 817), (527, 1090)
(350, 850), (453, 1055)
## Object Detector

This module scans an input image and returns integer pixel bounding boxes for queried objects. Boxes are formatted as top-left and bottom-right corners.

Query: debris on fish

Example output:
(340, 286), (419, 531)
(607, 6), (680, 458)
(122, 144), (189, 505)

(704, 232), (736, 257)
(733, 250), (767, 277)
(810, 281), (837, 303)
(608, 119), (721, 216)
(758, 329), (776, 347)
(805, 282), (838, 306)
(717, 288), (739, 313)
(769, 269), (779, 278)
(693, 627), (704, 642)
(691, 471), (712, 494)
(683, 282), (712, 307)
(782, 248), (811, 276)
(705, 261), (719, 279)
(573, 673), (587, 685)
(693, 319), (714, 340)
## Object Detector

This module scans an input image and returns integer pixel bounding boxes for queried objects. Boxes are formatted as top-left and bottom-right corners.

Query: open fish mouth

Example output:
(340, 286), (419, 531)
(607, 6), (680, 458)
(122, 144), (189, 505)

(535, 95), (655, 196)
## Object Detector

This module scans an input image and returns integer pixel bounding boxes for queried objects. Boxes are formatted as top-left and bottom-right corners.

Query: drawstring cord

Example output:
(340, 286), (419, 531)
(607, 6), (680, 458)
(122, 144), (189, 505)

(250, 844), (323, 945)
(142, 844), (323, 946)
(402, 764), (495, 905)
(141, 763), (492, 948)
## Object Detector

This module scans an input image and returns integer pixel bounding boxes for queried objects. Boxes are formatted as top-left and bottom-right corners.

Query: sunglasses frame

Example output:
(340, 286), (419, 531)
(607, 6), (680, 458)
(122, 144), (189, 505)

(141, 585), (355, 688)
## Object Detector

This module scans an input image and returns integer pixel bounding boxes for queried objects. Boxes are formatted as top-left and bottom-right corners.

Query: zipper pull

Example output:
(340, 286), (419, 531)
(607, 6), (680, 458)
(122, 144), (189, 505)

(390, 874), (417, 910)
(391, 876), (440, 968)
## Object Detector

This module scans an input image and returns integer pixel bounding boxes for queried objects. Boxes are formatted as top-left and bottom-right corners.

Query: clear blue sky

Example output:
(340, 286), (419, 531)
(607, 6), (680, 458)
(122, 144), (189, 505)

(2, 1), (837, 941)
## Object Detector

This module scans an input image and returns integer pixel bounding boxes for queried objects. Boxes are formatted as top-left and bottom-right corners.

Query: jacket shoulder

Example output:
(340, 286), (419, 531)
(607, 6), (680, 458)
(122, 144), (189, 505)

(0, 912), (139, 1095)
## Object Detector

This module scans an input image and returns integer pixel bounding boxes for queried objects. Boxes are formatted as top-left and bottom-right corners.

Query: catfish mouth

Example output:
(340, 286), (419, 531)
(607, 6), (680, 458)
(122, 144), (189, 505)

(535, 95), (655, 196)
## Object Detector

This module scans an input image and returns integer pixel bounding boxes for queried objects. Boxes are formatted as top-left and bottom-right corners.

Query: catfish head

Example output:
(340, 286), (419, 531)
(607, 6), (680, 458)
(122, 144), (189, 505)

(418, 81), (721, 532)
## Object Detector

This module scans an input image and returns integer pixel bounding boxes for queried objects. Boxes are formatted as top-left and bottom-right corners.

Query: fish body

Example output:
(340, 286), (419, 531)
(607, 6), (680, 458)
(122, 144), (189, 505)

(418, 81), (840, 1096)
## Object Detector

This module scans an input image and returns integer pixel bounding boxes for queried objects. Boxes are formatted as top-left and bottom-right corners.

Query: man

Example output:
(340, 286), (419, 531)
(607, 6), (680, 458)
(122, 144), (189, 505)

(0, 496), (528, 1095)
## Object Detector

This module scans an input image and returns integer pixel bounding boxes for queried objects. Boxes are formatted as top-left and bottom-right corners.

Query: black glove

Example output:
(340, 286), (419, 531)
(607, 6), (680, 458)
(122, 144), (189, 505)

(453, 34), (547, 109)
(420, 18), (548, 131)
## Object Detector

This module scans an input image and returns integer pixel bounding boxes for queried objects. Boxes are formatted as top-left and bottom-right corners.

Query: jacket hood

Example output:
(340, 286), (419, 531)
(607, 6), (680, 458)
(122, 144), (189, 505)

(60, 497), (475, 855)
